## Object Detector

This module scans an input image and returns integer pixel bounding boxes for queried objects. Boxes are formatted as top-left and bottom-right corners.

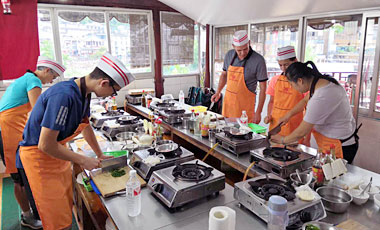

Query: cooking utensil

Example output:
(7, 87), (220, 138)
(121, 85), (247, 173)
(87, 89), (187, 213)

(155, 143), (179, 153)
(115, 132), (136, 142)
(208, 101), (215, 111)
(290, 172), (316, 188)
(316, 186), (352, 213)
(359, 177), (372, 196)
(296, 169), (302, 183)
(100, 156), (127, 172)
(267, 122), (282, 139)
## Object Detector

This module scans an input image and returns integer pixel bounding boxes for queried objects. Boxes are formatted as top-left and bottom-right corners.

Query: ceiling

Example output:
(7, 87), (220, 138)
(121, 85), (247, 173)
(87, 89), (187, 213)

(159, 0), (380, 26)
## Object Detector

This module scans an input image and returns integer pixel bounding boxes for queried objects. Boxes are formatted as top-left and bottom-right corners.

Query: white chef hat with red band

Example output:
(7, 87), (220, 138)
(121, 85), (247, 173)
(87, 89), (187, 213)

(277, 46), (296, 60)
(36, 56), (66, 76)
(97, 52), (135, 88)
(232, 30), (249, 46)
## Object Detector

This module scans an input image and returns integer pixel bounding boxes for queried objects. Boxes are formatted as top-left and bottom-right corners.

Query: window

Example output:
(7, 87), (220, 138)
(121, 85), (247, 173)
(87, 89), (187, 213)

(161, 12), (199, 76)
(305, 15), (362, 105)
(250, 20), (299, 78)
(38, 9), (55, 59)
(213, 25), (248, 88)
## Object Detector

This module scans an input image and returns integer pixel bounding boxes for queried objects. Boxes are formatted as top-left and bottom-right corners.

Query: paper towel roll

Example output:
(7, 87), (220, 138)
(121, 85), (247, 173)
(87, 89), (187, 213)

(209, 206), (236, 230)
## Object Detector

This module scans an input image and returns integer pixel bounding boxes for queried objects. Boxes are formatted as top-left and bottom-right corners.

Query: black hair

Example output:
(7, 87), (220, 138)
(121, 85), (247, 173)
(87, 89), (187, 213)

(288, 57), (297, 62)
(89, 67), (118, 86)
(285, 61), (339, 85)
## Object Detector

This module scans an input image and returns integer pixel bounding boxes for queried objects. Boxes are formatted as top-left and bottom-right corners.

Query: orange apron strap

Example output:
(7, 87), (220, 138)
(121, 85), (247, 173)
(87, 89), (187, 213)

(312, 130), (343, 158)
(0, 103), (32, 173)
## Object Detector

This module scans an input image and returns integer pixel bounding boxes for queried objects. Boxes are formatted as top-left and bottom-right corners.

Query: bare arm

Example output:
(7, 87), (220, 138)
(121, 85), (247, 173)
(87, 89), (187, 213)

(211, 71), (227, 103)
(253, 81), (267, 124)
(278, 95), (309, 125)
(27, 87), (42, 108)
(81, 124), (111, 159)
(272, 120), (314, 145)
(38, 127), (100, 170)
(264, 96), (274, 124)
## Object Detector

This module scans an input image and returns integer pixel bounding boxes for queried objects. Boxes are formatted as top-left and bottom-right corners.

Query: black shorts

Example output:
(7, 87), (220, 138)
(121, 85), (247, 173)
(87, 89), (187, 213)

(0, 129), (5, 167)
(10, 171), (24, 186)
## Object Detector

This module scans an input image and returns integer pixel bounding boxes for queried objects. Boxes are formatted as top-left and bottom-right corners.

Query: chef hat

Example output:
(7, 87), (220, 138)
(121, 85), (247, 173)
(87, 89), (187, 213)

(97, 52), (135, 88)
(36, 56), (66, 76)
(277, 46), (296, 61)
(232, 30), (249, 46)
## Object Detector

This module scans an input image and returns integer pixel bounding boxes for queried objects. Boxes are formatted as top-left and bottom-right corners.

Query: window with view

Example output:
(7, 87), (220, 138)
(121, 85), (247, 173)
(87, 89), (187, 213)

(305, 15), (362, 106)
(250, 20), (299, 79)
(213, 25), (248, 88)
(38, 9), (55, 60)
(161, 12), (199, 76)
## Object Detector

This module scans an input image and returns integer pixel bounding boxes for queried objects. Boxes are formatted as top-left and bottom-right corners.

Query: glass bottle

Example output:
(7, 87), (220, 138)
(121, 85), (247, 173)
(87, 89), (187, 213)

(141, 90), (146, 107)
(312, 151), (324, 188)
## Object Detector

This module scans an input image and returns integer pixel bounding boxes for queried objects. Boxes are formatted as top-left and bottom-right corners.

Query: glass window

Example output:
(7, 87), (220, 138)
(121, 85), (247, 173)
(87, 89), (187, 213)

(38, 9), (55, 60)
(109, 13), (151, 73)
(305, 15), (362, 105)
(213, 25), (248, 88)
(161, 12), (199, 76)
(57, 11), (108, 78)
(250, 20), (299, 78)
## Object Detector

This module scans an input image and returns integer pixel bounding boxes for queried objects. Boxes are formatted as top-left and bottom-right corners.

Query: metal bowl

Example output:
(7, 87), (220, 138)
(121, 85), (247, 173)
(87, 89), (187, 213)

(229, 127), (251, 136)
(302, 221), (338, 230)
(156, 140), (174, 146)
(135, 126), (145, 135)
(316, 186), (352, 213)
(115, 132), (136, 142)
(290, 172), (316, 188)
(155, 143), (179, 153)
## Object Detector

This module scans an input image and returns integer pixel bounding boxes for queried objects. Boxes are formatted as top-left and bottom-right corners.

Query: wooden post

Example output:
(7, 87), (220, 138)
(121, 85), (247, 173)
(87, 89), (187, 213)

(153, 9), (164, 97)
(204, 24), (211, 88)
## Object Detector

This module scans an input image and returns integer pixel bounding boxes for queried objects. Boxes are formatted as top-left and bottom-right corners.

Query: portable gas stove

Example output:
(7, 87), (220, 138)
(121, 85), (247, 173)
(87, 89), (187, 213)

(215, 130), (268, 156)
(157, 108), (192, 124)
(89, 109), (127, 128)
(100, 115), (143, 139)
(125, 94), (142, 105)
(148, 159), (225, 208)
(250, 146), (315, 178)
(129, 146), (194, 180)
(234, 173), (326, 228)
(149, 101), (177, 111)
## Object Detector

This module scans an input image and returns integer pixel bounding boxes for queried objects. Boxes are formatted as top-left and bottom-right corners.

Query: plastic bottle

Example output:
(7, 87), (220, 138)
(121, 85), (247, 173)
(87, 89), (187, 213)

(240, 110), (248, 125)
(141, 90), (146, 107)
(194, 113), (202, 136)
(312, 150), (324, 188)
(267, 195), (288, 230)
(179, 90), (185, 107)
(189, 109), (196, 133)
(201, 112), (210, 138)
(330, 144), (336, 160)
(111, 96), (117, 110)
(126, 170), (141, 217)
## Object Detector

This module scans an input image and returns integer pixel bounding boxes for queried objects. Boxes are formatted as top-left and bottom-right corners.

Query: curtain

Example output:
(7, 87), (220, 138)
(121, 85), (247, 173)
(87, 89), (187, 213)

(0, 0), (39, 80)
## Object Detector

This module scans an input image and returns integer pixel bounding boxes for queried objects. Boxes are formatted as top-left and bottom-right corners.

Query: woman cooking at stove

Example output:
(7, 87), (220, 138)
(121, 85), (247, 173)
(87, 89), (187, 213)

(271, 61), (360, 164)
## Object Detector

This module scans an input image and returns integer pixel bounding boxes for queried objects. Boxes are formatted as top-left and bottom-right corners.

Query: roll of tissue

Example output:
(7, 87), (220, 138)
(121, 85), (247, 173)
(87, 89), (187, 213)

(209, 206), (236, 230)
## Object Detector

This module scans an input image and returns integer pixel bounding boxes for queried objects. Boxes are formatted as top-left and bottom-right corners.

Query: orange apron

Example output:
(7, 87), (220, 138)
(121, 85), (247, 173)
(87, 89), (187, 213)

(312, 130), (343, 159)
(0, 102), (31, 174)
(222, 53), (256, 123)
(270, 75), (304, 136)
(20, 122), (89, 230)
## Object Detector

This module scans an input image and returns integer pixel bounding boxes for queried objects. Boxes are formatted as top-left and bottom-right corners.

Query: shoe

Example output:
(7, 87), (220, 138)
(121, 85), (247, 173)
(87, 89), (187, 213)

(21, 214), (43, 230)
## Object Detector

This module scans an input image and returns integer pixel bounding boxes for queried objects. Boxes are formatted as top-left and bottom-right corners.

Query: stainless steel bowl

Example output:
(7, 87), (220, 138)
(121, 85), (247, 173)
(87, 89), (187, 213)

(135, 126), (145, 135)
(290, 172), (316, 188)
(229, 127), (250, 136)
(156, 140), (174, 146)
(302, 221), (338, 230)
(155, 143), (179, 153)
(115, 132), (136, 142)
(316, 186), (352, 213)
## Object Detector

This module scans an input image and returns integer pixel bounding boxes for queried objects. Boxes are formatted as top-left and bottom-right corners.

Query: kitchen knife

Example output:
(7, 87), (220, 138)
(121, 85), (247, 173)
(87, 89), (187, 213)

(100, 155), (127, 172)
(267, 122), (283, 139)
(208, 101), (215, 111)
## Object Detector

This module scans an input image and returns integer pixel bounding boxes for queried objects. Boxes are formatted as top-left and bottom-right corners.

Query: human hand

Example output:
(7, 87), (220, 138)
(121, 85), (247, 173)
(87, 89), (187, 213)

(81, 157), (101, 170)
(264, 115), (272, 124)
(253, 113), (261, 124)
(97, 154), (113, 160)
(278, 114), (291, 126)
(211, 93), (221, 103)
(270, 134), (283, 144)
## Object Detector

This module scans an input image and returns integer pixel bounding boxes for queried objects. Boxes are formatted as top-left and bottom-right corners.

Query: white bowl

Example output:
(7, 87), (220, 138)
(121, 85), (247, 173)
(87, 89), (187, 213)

(374, 194), (380, 208)
(359, 183), (380, 200)
(349, 189), (369, 205)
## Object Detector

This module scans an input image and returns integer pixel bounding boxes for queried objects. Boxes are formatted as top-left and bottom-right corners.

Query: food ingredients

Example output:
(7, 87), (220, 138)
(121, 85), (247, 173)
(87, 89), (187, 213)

(111, 168), (126, 177)
(297, 190), (315, 201)
(305, 224), (320, 230)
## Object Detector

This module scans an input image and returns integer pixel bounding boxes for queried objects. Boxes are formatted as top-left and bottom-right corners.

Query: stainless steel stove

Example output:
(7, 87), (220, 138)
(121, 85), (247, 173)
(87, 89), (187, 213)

(234, 173), (326, 228)
(125, 94), (142, 105)
(89, 109), (127, 128)
(129, 146), (194, 180)
(149, 101), (177, 111)
(157, 108), (192, 124)
(148, 159), (225, 208)
(250, 145), (315, 178)
(100, 117), (143, 139)
(215, 131), (268, 156)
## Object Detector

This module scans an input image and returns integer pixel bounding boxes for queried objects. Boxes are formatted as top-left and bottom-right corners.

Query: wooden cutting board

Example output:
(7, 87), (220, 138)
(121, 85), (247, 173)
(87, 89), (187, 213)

(336, 219), (369, 230)
(90, 166), (146, 197)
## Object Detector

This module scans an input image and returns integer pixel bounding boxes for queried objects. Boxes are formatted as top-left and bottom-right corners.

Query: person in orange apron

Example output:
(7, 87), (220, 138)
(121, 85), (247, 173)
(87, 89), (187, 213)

(271, 61), (360, 163)
(211, 30), (268, 124)
(264, 46), (310, 145)
(0, 56), (65, 229)
(19, 53), (135, 230)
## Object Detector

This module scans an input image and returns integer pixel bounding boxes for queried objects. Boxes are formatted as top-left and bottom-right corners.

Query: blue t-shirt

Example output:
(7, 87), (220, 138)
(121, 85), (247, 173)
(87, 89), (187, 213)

(0, 71), (42, 112)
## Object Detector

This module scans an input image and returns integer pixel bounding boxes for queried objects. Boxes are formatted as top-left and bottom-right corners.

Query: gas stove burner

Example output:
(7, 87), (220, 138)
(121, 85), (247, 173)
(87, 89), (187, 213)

(101, 110), (123, 117)
(248, 179), (295, 201)
(164, 108), (185, 114)
(263, 147), (300, 161)
(147, 146), (183, 159)
(156, 102), (175, 108)
(172, 160), (213, 182)
(224, 129), (253, 140)
(117, 115), (138, 125)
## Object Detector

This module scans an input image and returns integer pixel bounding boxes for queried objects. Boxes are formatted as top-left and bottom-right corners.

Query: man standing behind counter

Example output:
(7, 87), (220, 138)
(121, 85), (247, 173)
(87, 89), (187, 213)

(211, 30), (268, 123)
(19, 53), (135, 230)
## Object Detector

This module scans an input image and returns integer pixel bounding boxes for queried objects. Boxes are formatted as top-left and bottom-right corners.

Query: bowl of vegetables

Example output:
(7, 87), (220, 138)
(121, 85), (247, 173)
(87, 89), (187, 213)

(302, 221), (338, 230)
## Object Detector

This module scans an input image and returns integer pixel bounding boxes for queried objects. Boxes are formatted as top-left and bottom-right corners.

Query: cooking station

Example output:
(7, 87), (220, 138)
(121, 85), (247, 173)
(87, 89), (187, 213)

(100, 115), (143, 139)
(150, 101), (191, 124)
(89, 109), (128, 129)
(250, 146), (315, 178)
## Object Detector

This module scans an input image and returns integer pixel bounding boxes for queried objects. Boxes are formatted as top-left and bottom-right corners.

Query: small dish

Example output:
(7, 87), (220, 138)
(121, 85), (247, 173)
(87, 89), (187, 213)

(359, 183), (380, 200)
(349, 189), (369, 205)
(374, 194), (380, 208)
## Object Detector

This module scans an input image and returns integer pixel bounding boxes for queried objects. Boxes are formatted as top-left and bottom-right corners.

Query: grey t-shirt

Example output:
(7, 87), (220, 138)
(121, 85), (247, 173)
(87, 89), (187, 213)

(223, 48), (268, 94)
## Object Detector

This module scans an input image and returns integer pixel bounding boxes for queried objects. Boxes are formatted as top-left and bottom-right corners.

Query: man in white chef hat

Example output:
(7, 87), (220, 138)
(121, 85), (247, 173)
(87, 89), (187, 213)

(18, 52), (135, 229)
(0, 56), (66, 229)
(211, 30), (268, 124)
(264, 46), (309, 145)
